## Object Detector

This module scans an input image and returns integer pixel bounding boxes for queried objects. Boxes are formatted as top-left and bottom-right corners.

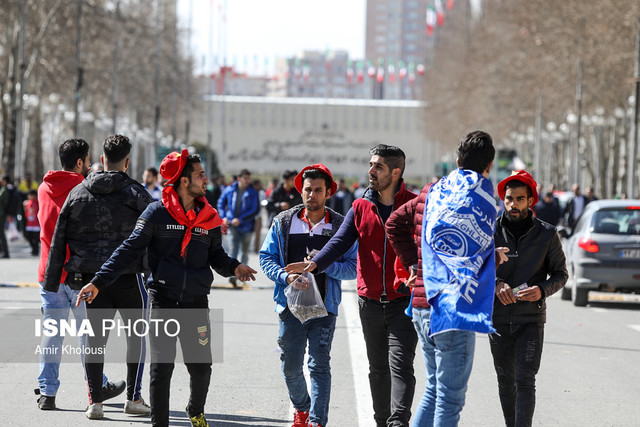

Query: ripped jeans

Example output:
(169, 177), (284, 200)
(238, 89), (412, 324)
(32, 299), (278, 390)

(489, 323), (544, 427)
(278, 308), (337, 426)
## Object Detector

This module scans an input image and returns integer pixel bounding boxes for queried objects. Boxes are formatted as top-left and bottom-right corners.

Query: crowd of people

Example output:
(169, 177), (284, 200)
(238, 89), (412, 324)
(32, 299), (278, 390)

(0, 130), (598, 426)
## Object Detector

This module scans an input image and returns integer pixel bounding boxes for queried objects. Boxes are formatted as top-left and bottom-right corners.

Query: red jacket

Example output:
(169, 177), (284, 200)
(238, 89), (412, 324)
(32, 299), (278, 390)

(351, 182), (416, 300)
(37, 170), (84, 283)
(386, 183), (432, 308)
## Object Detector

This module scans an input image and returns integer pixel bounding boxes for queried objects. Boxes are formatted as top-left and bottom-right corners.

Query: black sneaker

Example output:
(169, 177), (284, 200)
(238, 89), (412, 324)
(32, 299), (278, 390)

(37, 394), (56, 410)
(102, 380), (126, 401)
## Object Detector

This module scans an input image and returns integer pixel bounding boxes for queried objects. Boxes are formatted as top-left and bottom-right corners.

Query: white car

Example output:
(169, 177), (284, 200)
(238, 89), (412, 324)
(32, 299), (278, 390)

(559, 199), (640, 306)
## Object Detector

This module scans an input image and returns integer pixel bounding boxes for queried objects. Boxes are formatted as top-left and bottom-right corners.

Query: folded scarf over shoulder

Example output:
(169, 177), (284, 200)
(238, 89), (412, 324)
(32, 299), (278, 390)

(421, 169), (498, 336)
(162, 186), (223, 257)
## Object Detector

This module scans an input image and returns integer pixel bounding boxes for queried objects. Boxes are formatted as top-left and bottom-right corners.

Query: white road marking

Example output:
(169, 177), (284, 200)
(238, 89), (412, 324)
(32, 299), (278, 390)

(627, 325), (640, 333)
(342, 281), (374, 427)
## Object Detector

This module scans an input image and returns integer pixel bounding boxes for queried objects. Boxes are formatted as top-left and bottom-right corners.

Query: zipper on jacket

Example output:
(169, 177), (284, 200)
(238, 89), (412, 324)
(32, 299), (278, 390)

(178, 246), (188, 302)
(373, 200), (393, 303)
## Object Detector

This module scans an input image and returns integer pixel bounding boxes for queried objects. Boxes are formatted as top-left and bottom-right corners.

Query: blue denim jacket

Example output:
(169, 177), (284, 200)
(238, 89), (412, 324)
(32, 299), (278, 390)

(259, 205), (358, 316)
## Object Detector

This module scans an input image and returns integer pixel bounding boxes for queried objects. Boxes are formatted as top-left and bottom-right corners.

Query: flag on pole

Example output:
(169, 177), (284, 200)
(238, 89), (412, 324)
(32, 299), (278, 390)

(435, 0), (445, 27)
(426, 6), (436, 36)
(388, 61), (396, 83)
(357, 61), (364, 83)
(367, 60), (376, 78)
(398, 61), (407, 80)
(347, 60), (354, 84)
(447, 0), (455, 10)
(376, 58), (385, 83)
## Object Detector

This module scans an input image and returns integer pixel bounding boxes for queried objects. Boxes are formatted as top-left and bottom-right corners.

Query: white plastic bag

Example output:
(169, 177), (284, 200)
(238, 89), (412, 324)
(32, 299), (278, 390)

(284, 272), (328, 323)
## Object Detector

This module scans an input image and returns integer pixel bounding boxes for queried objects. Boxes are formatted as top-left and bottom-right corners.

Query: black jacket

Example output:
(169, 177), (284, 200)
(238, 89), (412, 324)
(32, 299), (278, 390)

(43, 171), (153, 292)
(90, 201), (240, 303)
(266, 184), (302, 224)
(493, 211), (568, 324)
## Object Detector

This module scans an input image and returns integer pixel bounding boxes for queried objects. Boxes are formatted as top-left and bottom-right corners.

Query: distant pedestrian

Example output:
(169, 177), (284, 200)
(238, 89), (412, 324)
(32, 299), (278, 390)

(492, 170), (567, 427)
(23, 190), (40, 256)
(533, 192), (561, 226)
(217, 169), (260, 286)
(143, 167), (163, 201)
(327, 179), (354, 215)
(260, 163), (357, 427)
(0, 177), (10, 258)
(266, 170), (302, 225)
(564, 184), (596, 228)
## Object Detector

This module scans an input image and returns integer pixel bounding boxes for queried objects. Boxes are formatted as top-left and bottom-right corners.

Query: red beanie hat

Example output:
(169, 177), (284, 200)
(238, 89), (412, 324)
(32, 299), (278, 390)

(497, 170), (539, 206)
(159, 149), (189, 186)
(294, 163), (338, 196)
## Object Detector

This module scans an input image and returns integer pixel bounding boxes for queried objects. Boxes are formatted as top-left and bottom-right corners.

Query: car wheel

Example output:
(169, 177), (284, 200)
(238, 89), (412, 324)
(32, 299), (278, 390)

(572, 286), (589, 307)
(561, 264), (573, 300)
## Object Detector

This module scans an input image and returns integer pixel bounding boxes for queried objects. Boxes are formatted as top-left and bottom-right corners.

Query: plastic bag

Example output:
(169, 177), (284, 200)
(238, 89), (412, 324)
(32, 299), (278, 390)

(284, 272), (328, 323)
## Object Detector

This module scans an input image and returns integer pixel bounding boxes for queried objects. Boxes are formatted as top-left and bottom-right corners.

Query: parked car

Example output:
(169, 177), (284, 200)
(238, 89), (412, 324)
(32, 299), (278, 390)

(559, 199), (640, 306)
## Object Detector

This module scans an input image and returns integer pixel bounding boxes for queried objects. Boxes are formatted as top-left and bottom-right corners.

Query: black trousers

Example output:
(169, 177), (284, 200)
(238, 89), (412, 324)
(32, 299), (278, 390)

(0, 215), (8, 257)
(358, 296), (417, 427)
(149, 293), (212, 427)
(85, 274), (148, 403)
(489, 322), (544, 427)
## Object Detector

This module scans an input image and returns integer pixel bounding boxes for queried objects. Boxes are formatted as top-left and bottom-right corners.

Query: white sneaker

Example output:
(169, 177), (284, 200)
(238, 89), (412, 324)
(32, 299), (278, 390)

(86, 403), (104, 419)
(124, 398), (151, 415)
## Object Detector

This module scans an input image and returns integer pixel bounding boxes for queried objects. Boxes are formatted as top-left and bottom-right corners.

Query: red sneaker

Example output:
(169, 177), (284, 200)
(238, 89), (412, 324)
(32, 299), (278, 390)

(291, 409), (309, 427)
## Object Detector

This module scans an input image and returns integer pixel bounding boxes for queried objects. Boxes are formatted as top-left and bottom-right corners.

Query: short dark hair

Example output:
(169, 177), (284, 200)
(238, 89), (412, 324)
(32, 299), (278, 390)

(283, 170), (297, 180)
(457, 131), (495, 174)
(58, 138), (90, 171)
(504, 179), (532, 198)
(369, 144), (406, 175)
(239, 169), (251, 177)
(103, 134), (131, 164)
(145, 167), (158, 177)
(179, 154), (202, 181)
(2, 175), (12, 185)
(302, 168), (332, 192)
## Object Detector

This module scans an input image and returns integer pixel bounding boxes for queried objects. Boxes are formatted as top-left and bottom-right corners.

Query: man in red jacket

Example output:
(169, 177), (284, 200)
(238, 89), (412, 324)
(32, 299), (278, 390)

(35, 139), (124, 410)
(286, 144), (418, 427)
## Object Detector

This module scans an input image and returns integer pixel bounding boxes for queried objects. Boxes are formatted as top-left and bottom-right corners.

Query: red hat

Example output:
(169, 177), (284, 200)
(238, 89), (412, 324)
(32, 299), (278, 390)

(294, 163), (338, 196)
(160, 149), (189, 186)
(497, 170), (539, 206)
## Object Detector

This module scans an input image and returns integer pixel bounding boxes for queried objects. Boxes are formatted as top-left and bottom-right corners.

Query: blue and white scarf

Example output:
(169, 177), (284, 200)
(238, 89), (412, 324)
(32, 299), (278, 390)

(421, 169), (498, 336)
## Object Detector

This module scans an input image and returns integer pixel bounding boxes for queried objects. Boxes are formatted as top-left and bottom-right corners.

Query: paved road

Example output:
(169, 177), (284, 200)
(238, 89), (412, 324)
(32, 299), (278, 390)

(1, 238), (639, 426)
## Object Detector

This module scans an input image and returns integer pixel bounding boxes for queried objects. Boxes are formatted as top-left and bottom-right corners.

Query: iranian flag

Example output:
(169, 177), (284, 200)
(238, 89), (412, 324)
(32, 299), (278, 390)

(357, 61), (364, 83)
(347, 60), (354, 84)
(426, 6), (436, 36)
(367, 61), (376, 78)
(388, 62), (396, 83)
(435, 0), (445, 27)
(447, 0), (454, 10)
(377, 60), (385, 83)
(398, 61), (407, 80)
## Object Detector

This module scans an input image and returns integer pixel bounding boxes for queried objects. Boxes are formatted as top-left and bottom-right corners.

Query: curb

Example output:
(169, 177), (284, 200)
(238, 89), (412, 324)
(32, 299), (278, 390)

(0, 282), (39, 288)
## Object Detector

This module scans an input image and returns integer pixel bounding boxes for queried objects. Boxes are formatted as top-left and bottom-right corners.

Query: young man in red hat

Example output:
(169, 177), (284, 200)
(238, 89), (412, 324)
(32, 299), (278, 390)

(492, 170), (567, 427)
(259, 164), (357, 427)
(77, 150), (257, 427)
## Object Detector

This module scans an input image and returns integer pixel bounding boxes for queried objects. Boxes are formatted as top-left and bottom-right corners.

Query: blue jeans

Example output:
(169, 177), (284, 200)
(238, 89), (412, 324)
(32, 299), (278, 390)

(278, 309), (336, 426)
(229, 226), (252, 265)
(38, 284), (108, 396)
(411, 307), (475, 427)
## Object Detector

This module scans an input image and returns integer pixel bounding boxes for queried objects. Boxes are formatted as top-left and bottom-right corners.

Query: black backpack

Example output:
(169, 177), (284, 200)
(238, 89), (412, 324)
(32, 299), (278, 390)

(6, 187), (22, 217)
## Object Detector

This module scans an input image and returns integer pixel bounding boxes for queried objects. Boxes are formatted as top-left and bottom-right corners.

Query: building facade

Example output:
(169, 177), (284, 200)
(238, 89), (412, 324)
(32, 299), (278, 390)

(194, 96), (437, 184)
